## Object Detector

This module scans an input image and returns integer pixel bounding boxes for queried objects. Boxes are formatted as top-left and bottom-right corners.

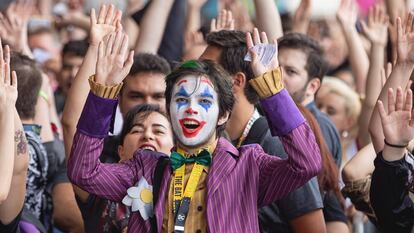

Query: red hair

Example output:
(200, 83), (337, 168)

(297, 105), (344, 203)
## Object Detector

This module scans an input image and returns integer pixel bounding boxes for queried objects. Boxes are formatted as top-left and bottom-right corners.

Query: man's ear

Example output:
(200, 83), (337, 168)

(305, 78), (321, 97)
(218, 111), (230, 126)
(232, 72), (247, 93)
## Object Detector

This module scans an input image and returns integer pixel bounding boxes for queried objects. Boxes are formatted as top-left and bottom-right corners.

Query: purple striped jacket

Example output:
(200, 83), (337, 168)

(68, 90), (321, 233)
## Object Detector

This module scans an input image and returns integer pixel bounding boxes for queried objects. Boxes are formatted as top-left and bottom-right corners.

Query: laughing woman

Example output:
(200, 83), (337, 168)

(75, 104), (174, 233)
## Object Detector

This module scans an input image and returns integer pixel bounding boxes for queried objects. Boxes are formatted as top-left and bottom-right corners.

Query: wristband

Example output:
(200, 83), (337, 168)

(384, 139), (408, 148)
(39, 90), (49, 101)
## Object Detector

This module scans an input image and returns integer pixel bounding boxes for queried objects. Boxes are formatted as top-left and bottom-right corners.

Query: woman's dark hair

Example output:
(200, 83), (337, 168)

(297, 105), (344, 205)
(119, 104), (169, 145)
(165, 59), (234, 137)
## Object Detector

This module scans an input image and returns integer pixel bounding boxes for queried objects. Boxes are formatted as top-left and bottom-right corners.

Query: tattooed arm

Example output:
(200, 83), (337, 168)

(0, 42), (29, 225)
(0, 97), (15, 204)
(0, 110), (29, 225)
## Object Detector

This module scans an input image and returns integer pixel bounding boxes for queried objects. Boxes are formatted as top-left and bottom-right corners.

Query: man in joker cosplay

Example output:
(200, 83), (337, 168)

(68, 29), (321, 233)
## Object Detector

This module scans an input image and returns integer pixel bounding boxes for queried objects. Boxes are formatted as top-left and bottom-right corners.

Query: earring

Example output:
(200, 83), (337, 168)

(341, 130), (349, 139)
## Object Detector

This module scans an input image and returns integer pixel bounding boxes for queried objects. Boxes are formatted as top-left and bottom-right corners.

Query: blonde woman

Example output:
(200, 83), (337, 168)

(317, 77), (362, 166)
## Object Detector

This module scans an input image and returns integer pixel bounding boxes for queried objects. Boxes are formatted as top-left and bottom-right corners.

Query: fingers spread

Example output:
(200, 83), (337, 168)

(396, 86), (404, 111)
(260, 31), (268, 44)
(97, 4), (107, 24)
(377, 100), (387, 122)
(104, 4), (115, 25)
(253, 28), (261, 44)
(404, 89), (413, 112)
(388, 88), (395, 113)
(11, 71), (17, 88)
(246, 32), (254, 49)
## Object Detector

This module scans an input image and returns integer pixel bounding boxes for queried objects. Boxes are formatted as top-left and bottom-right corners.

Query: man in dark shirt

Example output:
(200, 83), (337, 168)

(277, 33), (342, 168)
(201, 30), (325, 233)
(55, 40), (88, 115)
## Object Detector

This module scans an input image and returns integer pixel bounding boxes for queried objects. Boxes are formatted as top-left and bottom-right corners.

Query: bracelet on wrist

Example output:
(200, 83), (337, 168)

(384, 139), (408, 148)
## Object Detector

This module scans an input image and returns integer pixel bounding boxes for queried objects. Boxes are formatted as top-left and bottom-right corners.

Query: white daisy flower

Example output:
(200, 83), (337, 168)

(122, 177), (154, 220)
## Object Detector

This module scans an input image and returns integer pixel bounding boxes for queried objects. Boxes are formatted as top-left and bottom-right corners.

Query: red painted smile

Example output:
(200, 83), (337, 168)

(179, 118), (206, 138)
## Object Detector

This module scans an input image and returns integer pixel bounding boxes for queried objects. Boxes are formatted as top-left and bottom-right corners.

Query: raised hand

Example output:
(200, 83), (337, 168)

(396, 12), (414, 64)
(0, 0), (34, 53)
(377, 87), (414, 146)
(210, 9), (235, 32)
(0, 39), (18, 107)
(246, 28), (279, 77)
(336, 0), (357, 27)
(89, 4), (122, 46)
(361, 4), (389, 46)
(292, 0), (312, 34)
(95, 31), (134, 86)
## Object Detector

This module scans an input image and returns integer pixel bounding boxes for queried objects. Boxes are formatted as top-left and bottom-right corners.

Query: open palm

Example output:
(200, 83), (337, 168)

(0, 41), (17, 106)
(336, 0), (357, 26)
(95, 31), (134, 86)
(396, 12), (414, 64)
(361, 4), (389, 46)
(378, 87), (414, 146)
(89, 4), (122, 46)
(246, 28), (279, 77)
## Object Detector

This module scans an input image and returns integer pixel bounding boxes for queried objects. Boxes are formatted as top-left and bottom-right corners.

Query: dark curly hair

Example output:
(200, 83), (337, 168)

(206, 30), (259, 104)
(278, 32), (328, 82)
(128, 53), (171, 76)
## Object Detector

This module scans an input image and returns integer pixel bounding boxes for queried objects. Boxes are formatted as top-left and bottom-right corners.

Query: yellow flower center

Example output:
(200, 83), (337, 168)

(140, 188), (153, 204)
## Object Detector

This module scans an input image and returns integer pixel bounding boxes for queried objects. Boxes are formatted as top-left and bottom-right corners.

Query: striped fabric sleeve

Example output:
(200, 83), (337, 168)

(256, 122), (322, 207)
(68, 133), (141, 201)
(67, 92), (142, 202)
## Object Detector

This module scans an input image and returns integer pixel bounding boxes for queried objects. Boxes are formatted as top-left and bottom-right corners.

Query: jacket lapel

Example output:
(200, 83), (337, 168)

(207, 138), (239, 199)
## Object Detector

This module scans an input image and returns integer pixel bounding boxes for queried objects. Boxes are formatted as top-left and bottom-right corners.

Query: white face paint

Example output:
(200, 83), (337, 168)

(170, 75), (219, 147)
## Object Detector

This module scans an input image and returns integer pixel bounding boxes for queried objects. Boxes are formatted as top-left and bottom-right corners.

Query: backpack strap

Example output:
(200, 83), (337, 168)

(151, 156), (170, 233)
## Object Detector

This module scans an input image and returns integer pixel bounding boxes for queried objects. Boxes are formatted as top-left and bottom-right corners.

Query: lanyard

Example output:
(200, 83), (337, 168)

(236, 109), (260, 148)
(172, 149), (207, 233)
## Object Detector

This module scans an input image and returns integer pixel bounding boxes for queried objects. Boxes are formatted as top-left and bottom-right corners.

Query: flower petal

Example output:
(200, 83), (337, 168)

(122, 195), (133, 206)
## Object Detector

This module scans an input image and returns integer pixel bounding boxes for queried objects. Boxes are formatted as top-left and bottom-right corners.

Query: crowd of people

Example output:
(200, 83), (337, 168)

(1, 0), (414, 232)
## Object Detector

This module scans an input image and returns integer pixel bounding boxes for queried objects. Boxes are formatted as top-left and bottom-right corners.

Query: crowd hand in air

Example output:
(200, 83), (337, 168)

(89, 4), (123, 47)
(0, 39), (17, 109)
(361, 4), (389, 46)
(0, 0), (34, 54)
(95, 31), (134, 86)
(377, 87), (414, 161)
(246, 28), (279, 77)
(210, 9), (235, 32)
(395, 12), (414, 65)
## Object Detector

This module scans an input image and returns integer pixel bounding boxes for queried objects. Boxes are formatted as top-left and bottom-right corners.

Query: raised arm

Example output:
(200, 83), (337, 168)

(134, 0), (174, 53)
(67, 30), (136, 201)
(185, 0), (207, 37)
(291, 0), (312, 34)
(357, 4), (389, 147)
(62, 4), (122, 159)
(369, 13), (414, 153)
(0, 43), (18, 203)
(377, 87), (414, 161)
(253, 0), (283, 40)
(246, 29), (321, 205)
(370, 87), (414, 232)
(0, 0), (34, 58)
(336, 0), (369, 95)
(0, 42), (29, 225)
